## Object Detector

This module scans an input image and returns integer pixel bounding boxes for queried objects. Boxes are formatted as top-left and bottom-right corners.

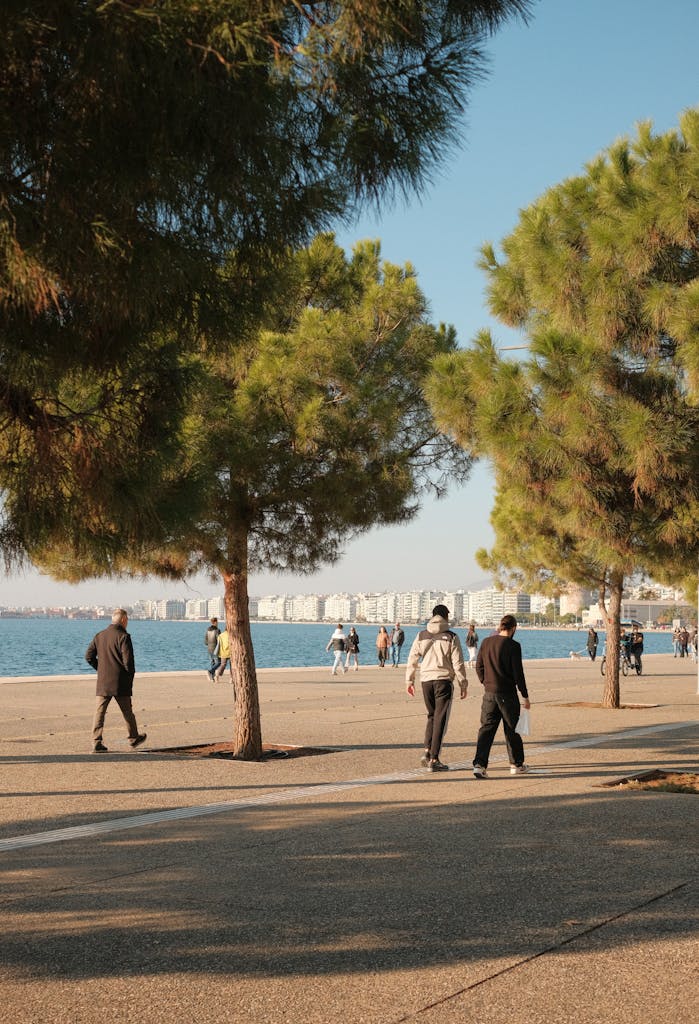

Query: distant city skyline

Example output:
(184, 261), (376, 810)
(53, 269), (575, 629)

(2, 1), (698, 608)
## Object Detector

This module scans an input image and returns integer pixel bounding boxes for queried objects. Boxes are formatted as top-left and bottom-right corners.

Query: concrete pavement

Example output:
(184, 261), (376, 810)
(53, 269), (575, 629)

(0, 653), (697, 1023)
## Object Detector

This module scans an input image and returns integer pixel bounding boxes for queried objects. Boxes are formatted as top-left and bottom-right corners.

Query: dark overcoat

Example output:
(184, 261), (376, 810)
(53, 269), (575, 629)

(85, 624), (135, 697)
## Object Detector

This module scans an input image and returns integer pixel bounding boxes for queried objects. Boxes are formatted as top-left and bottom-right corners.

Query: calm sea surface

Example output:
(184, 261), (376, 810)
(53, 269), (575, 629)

(0, 618), (676, 678)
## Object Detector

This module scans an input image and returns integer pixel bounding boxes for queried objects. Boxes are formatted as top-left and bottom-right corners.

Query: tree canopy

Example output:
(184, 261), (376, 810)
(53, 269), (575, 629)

(0, 0), (530, 566)
(427, 111), (699, 706)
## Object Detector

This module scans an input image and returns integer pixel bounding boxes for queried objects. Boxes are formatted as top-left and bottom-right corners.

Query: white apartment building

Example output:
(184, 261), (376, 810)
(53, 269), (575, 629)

(155, 598), (186, 620)
(443, 590), (466, 623)
(289, 594), (323, 621)
(257, 595), (288, 620)
(207, 596), (226, 620)
(185, 598), (209, 620)
(355, 593), (377, 622)
(324, 593), (355, 622)
(467, 588), (530, 625)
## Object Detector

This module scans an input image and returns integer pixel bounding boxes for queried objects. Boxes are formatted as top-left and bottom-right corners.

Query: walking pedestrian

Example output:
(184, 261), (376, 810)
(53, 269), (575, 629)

(85, 609), (147, 753)
(472, 613), (531, 778)
(376, 626), (390, 667)
(679, 626), (690, 658)
(465, 623), (479, 668)
(672, 626), (681, 657)
(405, 604), (468, 772)
(204, 616), (221, 682)
(345, 627), (360, 671)
(326, 624), (347, 675)
(390, 623), (405, 667)
(630, 627), (644, 674)
(586, 626), (598, 662)
(214, 628), (234, 682)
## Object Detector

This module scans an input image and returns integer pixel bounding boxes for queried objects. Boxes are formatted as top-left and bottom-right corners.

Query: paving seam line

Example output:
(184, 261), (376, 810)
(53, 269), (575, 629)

(392, 880), (692, 1022)
(0, 720), (696, 855)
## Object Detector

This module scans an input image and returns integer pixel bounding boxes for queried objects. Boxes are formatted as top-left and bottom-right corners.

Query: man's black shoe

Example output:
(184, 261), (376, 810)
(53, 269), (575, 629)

(428, 758), (449, 772)
(92, 742), (108, 753)
(130, 733), (147, 748)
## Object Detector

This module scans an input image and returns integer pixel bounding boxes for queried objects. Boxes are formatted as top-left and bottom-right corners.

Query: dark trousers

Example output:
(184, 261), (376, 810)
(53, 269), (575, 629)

(421, 678), (453, 760)
(92, 694), (139, 744)
(474, 693), (524, 769)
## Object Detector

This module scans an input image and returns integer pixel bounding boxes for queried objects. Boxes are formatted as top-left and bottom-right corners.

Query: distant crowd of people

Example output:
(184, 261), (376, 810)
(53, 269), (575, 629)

(672, 625), (698, 660)
(324, 622), (405, 673)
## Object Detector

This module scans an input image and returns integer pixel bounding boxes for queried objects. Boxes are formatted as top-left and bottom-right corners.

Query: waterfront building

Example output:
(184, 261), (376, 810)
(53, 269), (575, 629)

(185, 598), (209, 620)
(257, 595), (288, 620)
(206, 596), (225, 620)
(324, 593), (355, 622)
(355, 592), (377, 622)
(289, 594), (322, 621)
(378, 591), (399, 624)
(443, 590), (466, 623)
(584, 598), (687, 628)
(467, 587), (530, 625)
(156, 598), (186, 620)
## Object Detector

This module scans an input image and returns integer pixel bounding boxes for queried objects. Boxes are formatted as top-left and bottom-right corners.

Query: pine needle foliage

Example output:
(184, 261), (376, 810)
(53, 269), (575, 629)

(0, 0), (530, 567)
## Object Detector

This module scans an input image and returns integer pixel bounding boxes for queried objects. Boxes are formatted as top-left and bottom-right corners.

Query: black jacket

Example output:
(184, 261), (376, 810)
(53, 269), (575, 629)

(85, 624), (136, 697)
(476, 633), (528, 700)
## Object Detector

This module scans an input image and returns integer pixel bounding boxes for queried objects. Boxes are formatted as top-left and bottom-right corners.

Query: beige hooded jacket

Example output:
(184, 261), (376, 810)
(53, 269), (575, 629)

(405, 615), (468, 694)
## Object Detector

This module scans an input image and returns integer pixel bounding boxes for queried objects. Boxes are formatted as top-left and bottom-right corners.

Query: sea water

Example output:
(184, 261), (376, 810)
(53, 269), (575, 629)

(0, 618), (676, 678)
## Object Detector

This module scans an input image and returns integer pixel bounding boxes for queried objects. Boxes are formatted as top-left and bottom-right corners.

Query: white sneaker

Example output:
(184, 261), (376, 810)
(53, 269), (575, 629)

(510, 764), (529, 775)
(473, 765), (488, 779)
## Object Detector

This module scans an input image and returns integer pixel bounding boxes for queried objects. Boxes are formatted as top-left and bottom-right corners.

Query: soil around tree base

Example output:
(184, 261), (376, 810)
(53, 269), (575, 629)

(601, 769), (699, 793)
(149, 741), (337, 761)
(556, 701), (660, 709)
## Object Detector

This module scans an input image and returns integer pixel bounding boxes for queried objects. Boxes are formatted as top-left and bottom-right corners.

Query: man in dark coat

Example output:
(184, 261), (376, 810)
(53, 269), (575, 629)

(86, 609), (146, 753)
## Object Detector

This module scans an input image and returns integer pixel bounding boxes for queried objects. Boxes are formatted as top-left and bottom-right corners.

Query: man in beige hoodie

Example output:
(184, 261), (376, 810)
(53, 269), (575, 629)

(405, 604), (468, 772)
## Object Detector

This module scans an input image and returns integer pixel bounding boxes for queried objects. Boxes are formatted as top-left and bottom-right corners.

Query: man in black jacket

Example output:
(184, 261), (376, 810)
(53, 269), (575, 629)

(472, 614), (531, 778)
(86, 609), (146, 753)
(204, 616), (221, 682)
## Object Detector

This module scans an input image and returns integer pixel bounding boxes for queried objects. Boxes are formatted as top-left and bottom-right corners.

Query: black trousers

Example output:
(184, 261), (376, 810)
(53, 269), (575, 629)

(421, 678), (453, 760)
(474, 693), (524, 769)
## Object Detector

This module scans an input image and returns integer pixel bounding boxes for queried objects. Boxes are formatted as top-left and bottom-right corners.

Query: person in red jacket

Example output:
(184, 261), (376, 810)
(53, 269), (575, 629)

(85, 609), (147, 753)
(472, 613), (531, 778)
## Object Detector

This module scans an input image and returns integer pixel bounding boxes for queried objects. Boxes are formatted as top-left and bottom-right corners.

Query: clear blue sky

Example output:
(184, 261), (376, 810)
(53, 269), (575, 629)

(2, 0), (698, 607)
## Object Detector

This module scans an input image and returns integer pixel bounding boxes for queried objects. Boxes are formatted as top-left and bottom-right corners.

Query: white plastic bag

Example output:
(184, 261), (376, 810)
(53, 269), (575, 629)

(516, 708), (530, 736)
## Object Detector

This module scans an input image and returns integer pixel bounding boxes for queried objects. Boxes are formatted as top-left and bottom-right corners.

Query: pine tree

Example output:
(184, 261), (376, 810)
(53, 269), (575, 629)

(427, 112), (699, 706)
(31, 235), (472, 758)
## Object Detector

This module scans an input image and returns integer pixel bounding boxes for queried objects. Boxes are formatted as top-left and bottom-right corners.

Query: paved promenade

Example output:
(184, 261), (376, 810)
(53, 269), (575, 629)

(0, 653), (697, 1023)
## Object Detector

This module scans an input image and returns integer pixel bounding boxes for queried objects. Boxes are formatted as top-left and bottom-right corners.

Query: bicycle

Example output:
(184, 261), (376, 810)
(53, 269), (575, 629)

(600, 647), (631, 677)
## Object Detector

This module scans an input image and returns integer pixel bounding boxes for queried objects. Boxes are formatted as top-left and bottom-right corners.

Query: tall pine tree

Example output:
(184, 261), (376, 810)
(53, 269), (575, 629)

(428, 112), (699, 706)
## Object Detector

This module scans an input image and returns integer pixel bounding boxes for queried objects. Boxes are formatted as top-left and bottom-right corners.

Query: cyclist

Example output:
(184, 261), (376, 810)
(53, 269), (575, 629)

(630, 627), (644, 675)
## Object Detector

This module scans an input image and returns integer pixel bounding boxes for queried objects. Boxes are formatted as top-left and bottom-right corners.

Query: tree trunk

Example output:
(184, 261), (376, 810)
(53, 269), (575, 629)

(222, 560), (262, 761)
(599, 573), (623, 709)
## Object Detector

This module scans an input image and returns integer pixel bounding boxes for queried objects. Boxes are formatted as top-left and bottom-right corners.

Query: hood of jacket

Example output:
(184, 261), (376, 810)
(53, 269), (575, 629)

(426, 614), (450, 635)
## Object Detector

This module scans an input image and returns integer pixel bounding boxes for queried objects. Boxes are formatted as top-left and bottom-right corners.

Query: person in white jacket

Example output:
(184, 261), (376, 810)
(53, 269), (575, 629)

(325, 624), (347, 676)
(405, 605), (468, 772)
